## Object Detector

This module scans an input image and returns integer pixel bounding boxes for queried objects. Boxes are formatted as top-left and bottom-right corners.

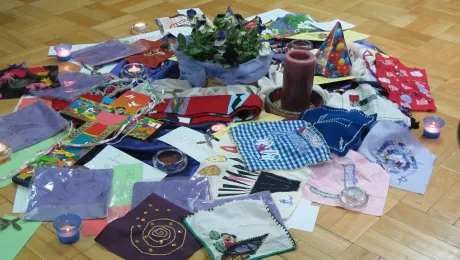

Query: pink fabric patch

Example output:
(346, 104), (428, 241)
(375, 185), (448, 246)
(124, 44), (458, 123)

(95, 110), (129, 126)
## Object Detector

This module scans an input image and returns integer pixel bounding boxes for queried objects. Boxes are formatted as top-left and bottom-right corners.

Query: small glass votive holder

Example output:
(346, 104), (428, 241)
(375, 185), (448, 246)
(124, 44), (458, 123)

(0, 143), (12, 164)
(423, 116), (445, 139)
(54, 44), (72, 62)
(131, 22), (148, 34)
(288, 40), (313, 51)
(340, 187), (369, 209)
(153, 148), (188, 174)
(121, 63), (146, 80)
(53, 213), (82, 244)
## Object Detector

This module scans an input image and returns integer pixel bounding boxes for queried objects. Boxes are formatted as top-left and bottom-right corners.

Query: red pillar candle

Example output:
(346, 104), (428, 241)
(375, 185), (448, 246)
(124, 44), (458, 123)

(281, 50), (316, 112)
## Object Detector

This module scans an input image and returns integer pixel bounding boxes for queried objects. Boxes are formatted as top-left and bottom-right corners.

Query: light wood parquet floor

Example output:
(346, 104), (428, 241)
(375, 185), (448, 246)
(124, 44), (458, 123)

(0, 0), (460, 259)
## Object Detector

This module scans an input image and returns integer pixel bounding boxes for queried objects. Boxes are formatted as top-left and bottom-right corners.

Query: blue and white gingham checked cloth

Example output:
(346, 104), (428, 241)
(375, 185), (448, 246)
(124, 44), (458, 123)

(230, 121), (332, 171)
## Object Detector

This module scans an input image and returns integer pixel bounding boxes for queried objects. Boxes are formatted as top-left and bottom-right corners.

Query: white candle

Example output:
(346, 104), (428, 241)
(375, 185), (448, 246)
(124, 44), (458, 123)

(425, 123), (441, 134)
(0, 143), (6, 154)
(57, 49), (71, 58)
(128, 66), (141, 73)
(59, 225), (77, 237)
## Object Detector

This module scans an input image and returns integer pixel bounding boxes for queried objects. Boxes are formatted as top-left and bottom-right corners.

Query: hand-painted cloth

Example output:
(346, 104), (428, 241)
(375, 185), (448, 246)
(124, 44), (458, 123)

(303, 150), (390, 216)
(230, 121), (331, 171)
(30, 72), (108, 101)
(23, 168), (113, 221)
(251, 171), (301, 194)
(96, 193), (202, 260)
(0, 64), (59, 99)
(190, 191), (284, 225)
(132, 178), (210, 210)
(358, 120), (435, 194)
(300, 106), (376, 156)
(125, 39), (175, 69)
(184, 200), (296, 260)
(313, 84), (412, 127)
(71, 40), (141, 66)
(375, 53), (436, 112)
(261, 13), (318, 40)
(0, 100), (68, 152)
(150, 94), (263, 125)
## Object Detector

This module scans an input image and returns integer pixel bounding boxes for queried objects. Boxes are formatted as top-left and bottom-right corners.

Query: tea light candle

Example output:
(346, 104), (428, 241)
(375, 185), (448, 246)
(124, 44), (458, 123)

(121, 63), (146, 79)
(340, 187), (368, 209)
(211, 123), (226, 132)
(131, 22), (148, 34)
(54, 44), (72, 62)
(423, 116), (445, 139)
(153, 148), (188, 174)
(0, 143), (12, 164)
(53, 213), (82, 244)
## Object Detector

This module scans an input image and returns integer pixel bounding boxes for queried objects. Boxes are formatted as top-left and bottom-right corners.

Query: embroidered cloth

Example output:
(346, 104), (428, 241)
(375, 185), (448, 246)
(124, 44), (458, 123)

(375, 53), (436, 112)
(303, 150), (390, 216)
(23, 168), (113, 221)
(31, 72), (108, 101)
(0, 100), (68, 152)
(358, 120), (435, 194)
(301, 106), (376, 156)
(184, 200), (296, 260)
(0, 65), (59, 99)
(313, 84), (412, 127)
(132, 178), (210, 210)
(230, 121), (331, 171)
(96, 193), (202, 260)
(125, 39), (175, 69)
(149, 93), (263, 125)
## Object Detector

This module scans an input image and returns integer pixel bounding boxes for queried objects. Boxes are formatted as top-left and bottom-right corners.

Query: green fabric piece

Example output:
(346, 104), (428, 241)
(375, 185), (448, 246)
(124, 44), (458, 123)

(0, 215), (41, 260)
(0, 133), (64, 188)
(110, 163), (143, 207)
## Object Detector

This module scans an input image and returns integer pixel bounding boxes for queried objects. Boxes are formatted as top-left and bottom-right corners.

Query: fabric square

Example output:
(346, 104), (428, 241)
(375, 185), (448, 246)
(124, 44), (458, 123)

(375, 53), (436, 112)
(358, 121), (435, 194)
(71, 40), (141, 66)
(251, 171), (301, 194)
(96, 193), (202, 260)
(301, 106), (376, 156)
(184, 200), (296, 260)
(230, 121), (332, 171)
(0, 100), (68, 152)
(0, 65), (60, 99)
(132, 178), (210, 210)
(23, 168), (113, 221)
(303, 150), (390, 216)
(125, 39), (175, 69)
(31, 72), (108, 101)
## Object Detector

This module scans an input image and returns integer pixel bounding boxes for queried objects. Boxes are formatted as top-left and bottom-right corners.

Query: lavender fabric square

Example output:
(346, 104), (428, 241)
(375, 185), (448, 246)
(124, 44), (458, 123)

(31, 72), (108, 101)
(71, 40), (141, 66)
(0, 100), (68, 152)
(132, 178), (210, 210)
(23, 168), (114, 221)
(191, 191), (284, 225)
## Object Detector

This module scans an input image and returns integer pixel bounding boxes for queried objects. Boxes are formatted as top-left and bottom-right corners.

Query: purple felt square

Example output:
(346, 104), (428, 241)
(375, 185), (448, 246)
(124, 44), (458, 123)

(0, 100), (68, 152)
(30, 72), (108, 101)
(71, 40), (141, 66)
(23, 168), (114, 221)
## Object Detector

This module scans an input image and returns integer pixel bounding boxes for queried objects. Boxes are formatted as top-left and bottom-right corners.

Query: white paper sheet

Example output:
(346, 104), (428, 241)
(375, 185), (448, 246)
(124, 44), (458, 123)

(85, 145), (166, 181)
(158, 127), (216, 162)
(13, 186), (30, 213)
(308, 19), (355, 31)
(177, 8), (204, 16)
(271, 191), (302, 220)
(246, 8), (292, 24)
(165, 27), (193, 37)
(285, 199), (319, 232)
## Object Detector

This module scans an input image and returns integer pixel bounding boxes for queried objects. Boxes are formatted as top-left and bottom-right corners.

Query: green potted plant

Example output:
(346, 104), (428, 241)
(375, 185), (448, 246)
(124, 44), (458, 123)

(175, 7), (273, 87)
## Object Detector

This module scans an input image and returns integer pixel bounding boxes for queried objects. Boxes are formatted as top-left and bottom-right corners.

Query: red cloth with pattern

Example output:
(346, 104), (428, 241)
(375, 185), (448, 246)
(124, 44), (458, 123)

(150, 94), (263, 125)
(125, 39), (175, 69)
(375, 53), (436, 112)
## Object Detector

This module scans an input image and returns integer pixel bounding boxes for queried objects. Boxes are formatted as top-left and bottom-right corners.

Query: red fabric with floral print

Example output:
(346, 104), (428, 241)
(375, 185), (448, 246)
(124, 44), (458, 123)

(375, 53), (436, 112)
(125, 39), (175, 69)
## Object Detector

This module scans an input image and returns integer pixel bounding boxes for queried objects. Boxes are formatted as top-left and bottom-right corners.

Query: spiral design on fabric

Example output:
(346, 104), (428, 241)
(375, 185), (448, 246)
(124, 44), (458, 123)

(131, 218), (187, 256)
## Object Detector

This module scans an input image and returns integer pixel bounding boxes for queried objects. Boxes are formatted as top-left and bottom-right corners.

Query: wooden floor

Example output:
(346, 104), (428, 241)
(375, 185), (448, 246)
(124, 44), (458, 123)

(0, 0), (460, 259)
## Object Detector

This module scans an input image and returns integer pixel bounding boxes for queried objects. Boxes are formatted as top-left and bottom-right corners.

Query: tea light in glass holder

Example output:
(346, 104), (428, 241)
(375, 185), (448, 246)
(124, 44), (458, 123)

(153, 148), (188, 174)
(423, 116), (445, 139)
(131, 22), (148, 34)
(54, 44), (72, 62)
(287, 40), (313, 51)
(0, 143), (11, 164)
(53, 213), (82, 244)
(121, 63), (146, 79)
(340, 186), (369, 209)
